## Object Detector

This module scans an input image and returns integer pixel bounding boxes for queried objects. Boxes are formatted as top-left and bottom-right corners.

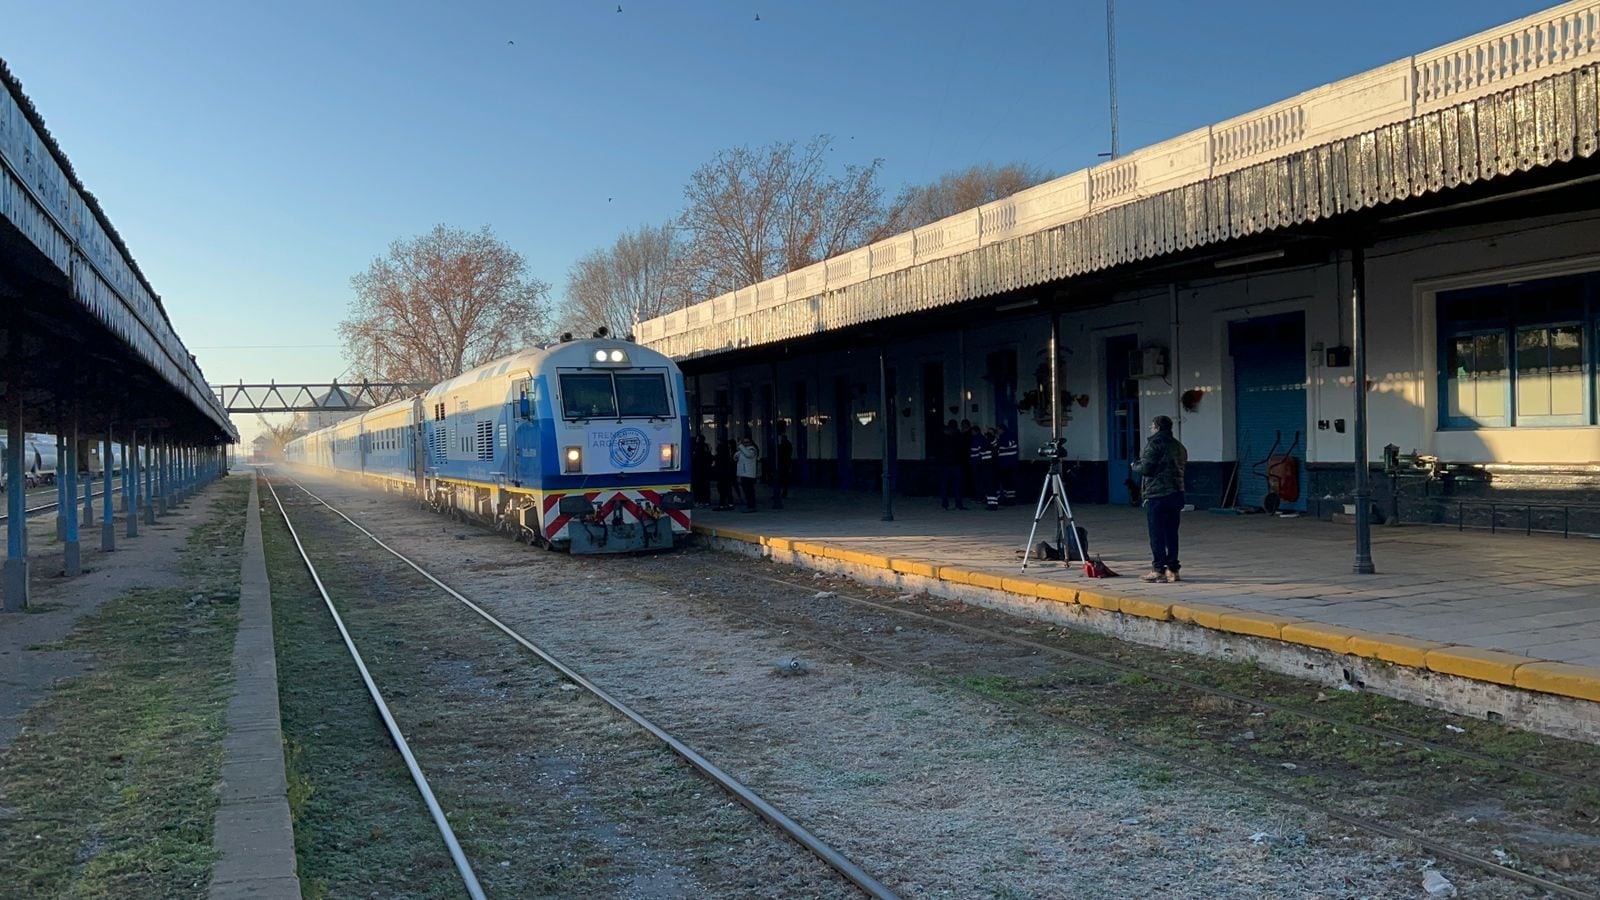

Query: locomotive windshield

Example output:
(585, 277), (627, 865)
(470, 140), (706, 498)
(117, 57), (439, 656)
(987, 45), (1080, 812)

(560, 374), (617, 419)
(559, 371), (673, 420)
(615, 374), (671, 418)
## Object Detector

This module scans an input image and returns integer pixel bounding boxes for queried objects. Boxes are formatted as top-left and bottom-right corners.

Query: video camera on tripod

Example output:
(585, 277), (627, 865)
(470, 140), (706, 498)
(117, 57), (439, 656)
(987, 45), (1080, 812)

(1036, 437), (1068, 459)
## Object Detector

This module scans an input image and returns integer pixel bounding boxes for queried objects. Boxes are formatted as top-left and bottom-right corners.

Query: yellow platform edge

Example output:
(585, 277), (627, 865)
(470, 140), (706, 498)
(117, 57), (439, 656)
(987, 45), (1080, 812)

(692, 524), (1600, 705)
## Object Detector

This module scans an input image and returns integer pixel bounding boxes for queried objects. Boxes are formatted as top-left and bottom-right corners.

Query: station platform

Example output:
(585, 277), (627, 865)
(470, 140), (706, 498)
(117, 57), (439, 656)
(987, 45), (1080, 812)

(693, 488), (1600, 739)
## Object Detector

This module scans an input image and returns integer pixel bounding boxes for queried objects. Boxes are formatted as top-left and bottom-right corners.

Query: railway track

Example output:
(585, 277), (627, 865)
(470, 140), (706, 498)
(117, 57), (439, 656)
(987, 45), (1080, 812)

(0, 479), (122, 524)
(263, 472), (897, 899)
(602, 550), (1598, 898)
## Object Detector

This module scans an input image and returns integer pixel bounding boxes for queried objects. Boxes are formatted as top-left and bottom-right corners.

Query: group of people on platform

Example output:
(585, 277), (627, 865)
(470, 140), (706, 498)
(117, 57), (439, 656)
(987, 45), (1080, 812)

(689, 422), (794, 514)
(936, 418), (1020, 512)
(683, 411), (1189, 584)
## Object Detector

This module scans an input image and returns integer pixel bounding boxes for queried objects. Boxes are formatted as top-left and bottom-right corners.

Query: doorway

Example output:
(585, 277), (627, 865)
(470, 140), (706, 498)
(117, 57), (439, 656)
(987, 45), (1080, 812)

(922, 361), (945, 461)
(1105, 334), (1141, 505)
(1231, 312), (1307, 511)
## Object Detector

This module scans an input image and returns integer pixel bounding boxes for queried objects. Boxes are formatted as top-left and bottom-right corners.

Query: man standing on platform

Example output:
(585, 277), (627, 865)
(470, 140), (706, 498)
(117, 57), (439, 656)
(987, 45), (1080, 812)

(939, 420), (968, 510)
(736, 437), (760, 512)
(995, 421), (1019, 505)
(1130, 415), (1187, 583)
(980, 426), (1000, 511)
(772, 421), (793, 509)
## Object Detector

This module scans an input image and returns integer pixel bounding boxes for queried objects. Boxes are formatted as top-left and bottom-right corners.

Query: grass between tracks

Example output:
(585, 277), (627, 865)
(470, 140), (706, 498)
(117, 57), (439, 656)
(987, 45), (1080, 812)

(0, 476), (249, 898)
(260, 490), (463, 899)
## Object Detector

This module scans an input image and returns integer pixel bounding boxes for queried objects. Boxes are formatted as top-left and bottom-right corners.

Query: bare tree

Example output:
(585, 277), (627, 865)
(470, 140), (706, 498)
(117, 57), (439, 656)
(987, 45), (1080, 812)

(678, 135), (887, 296)
(340, 225), (551, 383)
(255, 415), (305, 454)
(559, 223), (689, 338)
(884, 162), (1054, 233)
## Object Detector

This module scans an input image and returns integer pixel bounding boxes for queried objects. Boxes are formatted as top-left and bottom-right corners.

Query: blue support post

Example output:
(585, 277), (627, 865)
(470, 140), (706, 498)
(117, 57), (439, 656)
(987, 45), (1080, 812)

(127, 430), (140, 536)
(157, 441), (168, 515)
(101, 432), (115, 552)
(5, 400), (28, 610)
(83, 444), (95, 528)
(119, 437), (130, 514)
(55, 434), (67, 541)
(62, 419), (80, 576)
(143, 440), (156, 525)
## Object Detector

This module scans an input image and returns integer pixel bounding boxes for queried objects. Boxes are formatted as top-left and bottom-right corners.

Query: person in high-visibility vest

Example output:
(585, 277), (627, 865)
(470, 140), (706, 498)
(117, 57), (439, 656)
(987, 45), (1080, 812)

(968, 423), (993, 510)
(995, 421), (1019, 505)
(981, 426), (1000, 510)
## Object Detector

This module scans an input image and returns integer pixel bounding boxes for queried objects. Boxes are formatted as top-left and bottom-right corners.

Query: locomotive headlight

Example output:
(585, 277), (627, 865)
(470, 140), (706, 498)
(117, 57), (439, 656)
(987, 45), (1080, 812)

(659, 442), (677, 470)
(609, 349), (626, 362)
(563, 446), (582, 473)
(593, 350), (607, 362)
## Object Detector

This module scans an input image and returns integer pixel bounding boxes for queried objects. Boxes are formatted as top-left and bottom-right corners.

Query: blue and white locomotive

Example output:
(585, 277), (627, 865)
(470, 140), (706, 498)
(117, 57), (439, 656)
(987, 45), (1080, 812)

(285, 338), (693, 553)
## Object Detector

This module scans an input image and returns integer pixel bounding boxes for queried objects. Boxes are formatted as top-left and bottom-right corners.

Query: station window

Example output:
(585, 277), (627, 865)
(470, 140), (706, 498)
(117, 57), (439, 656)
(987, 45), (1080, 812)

(1438, 271), (1597, 428)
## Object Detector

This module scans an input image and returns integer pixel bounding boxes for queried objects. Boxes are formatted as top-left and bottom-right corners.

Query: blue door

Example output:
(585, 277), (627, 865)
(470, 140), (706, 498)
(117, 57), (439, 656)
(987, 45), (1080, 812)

(1231, 312), (1307, 511)
(1106, 335), (1140, 505)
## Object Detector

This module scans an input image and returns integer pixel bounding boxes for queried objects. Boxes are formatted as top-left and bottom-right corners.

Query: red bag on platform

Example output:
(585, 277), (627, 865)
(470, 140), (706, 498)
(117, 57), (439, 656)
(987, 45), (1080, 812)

(1084, 558), (1119, 578)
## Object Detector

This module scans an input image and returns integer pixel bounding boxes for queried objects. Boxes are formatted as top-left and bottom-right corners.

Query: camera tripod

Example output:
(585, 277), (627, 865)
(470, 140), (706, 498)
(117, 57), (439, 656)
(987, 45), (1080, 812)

(1020, 456), (1088, 570)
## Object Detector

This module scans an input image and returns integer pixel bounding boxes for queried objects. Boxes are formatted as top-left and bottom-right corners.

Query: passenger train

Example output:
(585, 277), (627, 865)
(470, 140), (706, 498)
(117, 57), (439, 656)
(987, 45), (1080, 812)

(285, 337), (693, 553)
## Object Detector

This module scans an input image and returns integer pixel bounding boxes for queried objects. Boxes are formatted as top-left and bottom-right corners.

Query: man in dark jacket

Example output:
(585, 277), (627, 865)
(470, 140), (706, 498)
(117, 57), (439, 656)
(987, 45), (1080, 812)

(1129, 415), (1187, 583)
(939, 420), (968, 510)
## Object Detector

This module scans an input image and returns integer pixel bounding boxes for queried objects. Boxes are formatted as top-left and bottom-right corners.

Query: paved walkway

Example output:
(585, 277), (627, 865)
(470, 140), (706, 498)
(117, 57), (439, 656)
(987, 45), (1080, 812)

(208, 473), (298, 899)
(696, 488), (1600, 698)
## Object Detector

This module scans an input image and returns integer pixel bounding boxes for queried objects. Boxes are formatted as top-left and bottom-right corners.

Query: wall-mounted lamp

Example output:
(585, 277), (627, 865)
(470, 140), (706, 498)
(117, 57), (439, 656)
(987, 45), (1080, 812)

(855, 410), (877, 426)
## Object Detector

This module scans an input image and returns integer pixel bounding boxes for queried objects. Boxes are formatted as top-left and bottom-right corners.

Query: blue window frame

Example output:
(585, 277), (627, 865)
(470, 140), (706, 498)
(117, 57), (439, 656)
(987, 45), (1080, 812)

(1437, 271), (1597, 429)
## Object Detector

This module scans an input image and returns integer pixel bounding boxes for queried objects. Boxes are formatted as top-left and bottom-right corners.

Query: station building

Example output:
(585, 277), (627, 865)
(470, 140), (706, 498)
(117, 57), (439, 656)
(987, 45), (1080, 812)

(641, 2), (1600, 533)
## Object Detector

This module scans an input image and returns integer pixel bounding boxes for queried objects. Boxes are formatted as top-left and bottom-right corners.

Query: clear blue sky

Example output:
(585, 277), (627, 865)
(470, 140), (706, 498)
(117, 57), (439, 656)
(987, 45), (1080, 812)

(3, 0), (1552, 440)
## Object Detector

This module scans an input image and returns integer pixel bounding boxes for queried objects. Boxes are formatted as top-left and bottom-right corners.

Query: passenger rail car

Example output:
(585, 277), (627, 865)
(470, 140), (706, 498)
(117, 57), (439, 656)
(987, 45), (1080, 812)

(285, 338), (692, 553)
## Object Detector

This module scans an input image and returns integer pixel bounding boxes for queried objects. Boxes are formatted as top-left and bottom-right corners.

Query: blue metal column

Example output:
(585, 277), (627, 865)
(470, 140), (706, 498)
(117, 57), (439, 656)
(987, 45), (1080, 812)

(101, 432), (115, 552)
(5, 397), (28, 610)
(126, 429), (140, 536)
(55, 434), (67, 541)
(119, 435), (130, 512)
(157, 440), (168, 515)
(62, 418), (80, 576)
(83, 440), (95, 528)
(143, 439), (156, 525)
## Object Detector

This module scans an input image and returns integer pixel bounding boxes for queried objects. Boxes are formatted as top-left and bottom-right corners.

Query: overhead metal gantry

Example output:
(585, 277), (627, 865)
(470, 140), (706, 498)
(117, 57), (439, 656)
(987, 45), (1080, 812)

(212, 381), (432, 414)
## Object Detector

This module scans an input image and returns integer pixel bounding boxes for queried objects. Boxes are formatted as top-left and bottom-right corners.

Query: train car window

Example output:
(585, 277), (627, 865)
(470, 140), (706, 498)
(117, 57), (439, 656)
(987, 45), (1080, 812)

(560, 374), (617, 419)
(615, 374), (671, 418)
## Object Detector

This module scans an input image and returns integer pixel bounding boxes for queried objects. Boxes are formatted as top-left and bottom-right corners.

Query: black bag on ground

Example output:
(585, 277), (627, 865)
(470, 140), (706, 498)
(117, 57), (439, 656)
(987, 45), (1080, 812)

(1037, 527), (1090, 561)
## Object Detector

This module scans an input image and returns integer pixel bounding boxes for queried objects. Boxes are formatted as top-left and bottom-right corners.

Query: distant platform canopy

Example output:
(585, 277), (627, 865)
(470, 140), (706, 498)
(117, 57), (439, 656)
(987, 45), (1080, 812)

(0, 56), (235, 443)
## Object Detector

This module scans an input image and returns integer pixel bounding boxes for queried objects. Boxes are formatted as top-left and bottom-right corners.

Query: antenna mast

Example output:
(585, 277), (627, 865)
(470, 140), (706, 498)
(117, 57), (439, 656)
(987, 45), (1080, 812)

(1106, 0), (1120, 159)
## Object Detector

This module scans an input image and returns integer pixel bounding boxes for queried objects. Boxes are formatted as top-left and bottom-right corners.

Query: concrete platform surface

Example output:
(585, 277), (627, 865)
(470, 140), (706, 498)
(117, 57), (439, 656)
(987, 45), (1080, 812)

(695, 487), (1600, 703)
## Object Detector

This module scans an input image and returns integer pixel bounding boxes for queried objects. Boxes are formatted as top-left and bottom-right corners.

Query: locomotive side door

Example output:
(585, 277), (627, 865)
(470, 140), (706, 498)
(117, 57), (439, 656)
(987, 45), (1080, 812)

(411, 397), (426, 491)
(510, 377), (538, 487)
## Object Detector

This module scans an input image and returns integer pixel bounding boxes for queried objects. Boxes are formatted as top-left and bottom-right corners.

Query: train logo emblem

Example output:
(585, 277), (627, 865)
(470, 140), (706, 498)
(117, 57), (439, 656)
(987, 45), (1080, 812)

(608, 427), (650, 469)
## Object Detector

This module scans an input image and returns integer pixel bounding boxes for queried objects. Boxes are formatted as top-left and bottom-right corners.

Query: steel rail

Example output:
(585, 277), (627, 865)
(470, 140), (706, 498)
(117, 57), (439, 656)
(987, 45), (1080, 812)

(259, 475), (486, 900)
(279, 473), (899, 900)
(745, 571), (1594, 791)
(702, 583), (1594, 898)
(0, 485), (115, 524)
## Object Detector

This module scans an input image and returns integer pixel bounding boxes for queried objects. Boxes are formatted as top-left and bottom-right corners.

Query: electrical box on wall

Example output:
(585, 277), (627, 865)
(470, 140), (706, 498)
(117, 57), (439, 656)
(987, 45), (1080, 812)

(1128, 347), (1168, 379)
(1325, 345), (1352, 368)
